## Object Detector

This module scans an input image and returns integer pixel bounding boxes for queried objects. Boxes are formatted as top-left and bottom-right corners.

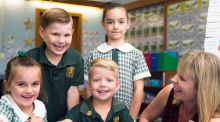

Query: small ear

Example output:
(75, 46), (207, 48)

(87, 81), (91, 90)
(39, 26), (45, 40)
(126, 20), (130, 30)
(115, 81), (121, 91)
(3, 80), (11, 92)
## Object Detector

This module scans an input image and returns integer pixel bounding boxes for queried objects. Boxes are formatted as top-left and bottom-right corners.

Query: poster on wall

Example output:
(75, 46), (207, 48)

(204, 0), (220, 57)
(167, 0), (209, 57)
(127, 4), (164, 52)
(204, 38), (220, 57)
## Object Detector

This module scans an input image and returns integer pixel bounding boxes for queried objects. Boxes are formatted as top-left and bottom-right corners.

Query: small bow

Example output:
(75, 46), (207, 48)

(18, 51), (28, 57)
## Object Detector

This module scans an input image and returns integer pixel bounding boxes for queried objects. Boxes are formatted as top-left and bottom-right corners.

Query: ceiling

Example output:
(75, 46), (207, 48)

(41, 0), (138, 8)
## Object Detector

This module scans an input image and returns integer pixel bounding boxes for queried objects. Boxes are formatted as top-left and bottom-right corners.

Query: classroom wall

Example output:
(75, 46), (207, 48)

(0, 0), (106, 75)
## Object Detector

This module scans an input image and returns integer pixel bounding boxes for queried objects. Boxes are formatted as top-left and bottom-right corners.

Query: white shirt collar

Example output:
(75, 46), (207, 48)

(97, 42), (135, 53)
(2, 94), (46, 121)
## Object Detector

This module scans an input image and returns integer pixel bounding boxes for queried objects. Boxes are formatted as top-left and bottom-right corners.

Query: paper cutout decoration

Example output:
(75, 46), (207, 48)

(24, 18), (33, 30)
(0, 52), (4, 60)
(24, 37), (33, 47)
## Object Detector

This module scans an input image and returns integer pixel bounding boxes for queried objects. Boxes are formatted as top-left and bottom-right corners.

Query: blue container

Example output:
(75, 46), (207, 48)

(150, 52), (159, 71)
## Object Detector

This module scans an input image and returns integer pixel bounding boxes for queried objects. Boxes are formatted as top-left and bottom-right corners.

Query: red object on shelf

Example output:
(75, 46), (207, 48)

(144, 52), (151, 70)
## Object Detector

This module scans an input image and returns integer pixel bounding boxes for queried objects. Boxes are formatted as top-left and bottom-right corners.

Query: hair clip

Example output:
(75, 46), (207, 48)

(18, 51), (28, 57)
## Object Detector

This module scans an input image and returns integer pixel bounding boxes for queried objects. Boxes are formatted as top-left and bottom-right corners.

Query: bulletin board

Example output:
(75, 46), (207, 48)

(166, 0), (209, 57)
(126, 4), (164, 52)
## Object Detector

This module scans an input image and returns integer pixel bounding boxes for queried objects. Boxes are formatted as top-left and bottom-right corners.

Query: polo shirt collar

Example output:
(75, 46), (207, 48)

(2, 94), (45, 121)
(38, 43), (49, 65)
(38, 43), (78, 66)
(80, 97), (98, 119)
(97, 42), (135, 53)
(80, 97), (127, 120)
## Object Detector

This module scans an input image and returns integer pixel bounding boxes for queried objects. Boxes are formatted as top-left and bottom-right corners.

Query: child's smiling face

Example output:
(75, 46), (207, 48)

(88, 67), (120, 102)
(7, 65), (41, 112)
(39, 21), (73, 58)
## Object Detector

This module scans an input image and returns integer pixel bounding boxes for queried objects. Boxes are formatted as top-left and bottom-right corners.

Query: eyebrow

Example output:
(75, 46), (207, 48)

(106, 18), (126, 21)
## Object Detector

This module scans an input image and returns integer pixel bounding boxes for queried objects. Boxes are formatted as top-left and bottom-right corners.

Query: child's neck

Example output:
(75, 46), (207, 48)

(107, 39), (124, 48)
(45, 49), (62, 65)
(20, 103), (34, 117)
(93, 99), (112, 121)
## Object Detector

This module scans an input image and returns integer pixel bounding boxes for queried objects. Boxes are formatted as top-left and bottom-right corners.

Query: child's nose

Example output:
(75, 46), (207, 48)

(25, 86), (33, 93)
(113, 22), (119, 29)
(58, 36), (65, 43)
(99, 80), (107, 86)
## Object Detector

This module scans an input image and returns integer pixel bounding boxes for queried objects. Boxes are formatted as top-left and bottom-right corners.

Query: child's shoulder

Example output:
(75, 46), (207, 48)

(122, 43), (143, 54)
(65, 48), (82, 57)
(27, 47), (41, 58)
(0, 97), (12, 108)
(0, 96), (14, 115)
(67, 102), (83, 115)
(111, 98), (128, 112)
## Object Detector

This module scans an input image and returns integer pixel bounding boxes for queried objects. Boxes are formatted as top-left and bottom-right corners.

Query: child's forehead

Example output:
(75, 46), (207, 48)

(105, 7), (127, 18)
(92, 66), (112, 71)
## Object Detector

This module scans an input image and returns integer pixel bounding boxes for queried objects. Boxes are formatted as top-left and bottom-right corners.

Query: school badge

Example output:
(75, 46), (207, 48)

(66, 66), (75, 78)
(113, 116), (119, 122)
(86, 111), (92, 116)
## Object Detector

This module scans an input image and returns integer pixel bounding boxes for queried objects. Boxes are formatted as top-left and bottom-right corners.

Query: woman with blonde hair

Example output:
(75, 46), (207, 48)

(140, 51), (220, 122)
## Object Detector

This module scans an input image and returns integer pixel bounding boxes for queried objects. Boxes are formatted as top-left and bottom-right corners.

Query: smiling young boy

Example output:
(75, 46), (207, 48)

(61, 58), (133, 122)
(27, 8), (84, 122)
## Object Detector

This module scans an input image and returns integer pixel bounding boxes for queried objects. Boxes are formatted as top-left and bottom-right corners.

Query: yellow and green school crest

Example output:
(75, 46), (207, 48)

(113, 116), (119, 122)
(86, 111), (92, 116)
(66, 66), (75, 78)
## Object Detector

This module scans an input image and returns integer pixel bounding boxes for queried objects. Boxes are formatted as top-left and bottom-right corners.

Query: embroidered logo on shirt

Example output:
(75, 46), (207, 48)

(86, 111), (92, 116)
(113, 116), (119, 122)
(66, 66), (75, 78)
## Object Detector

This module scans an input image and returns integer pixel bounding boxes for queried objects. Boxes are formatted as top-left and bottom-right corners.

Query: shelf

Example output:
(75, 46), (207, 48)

(149, 70), (176, 86)
(144, 86), (162, 93)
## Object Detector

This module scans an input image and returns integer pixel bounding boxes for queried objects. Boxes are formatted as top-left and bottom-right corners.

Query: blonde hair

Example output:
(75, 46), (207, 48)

(88, 58), (119, 81)
(178, 51), (220, 122)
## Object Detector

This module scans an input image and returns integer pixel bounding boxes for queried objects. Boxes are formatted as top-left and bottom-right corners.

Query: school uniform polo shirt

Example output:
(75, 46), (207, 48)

(65, 97), (133, 122)
(28, 43), (84, 122)
(84, 43), (151, 108)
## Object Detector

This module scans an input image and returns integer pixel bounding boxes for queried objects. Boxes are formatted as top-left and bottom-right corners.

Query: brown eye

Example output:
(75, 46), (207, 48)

(119, 21), (125, 24)
(18, 83), (25, 87)
(33, 82), (40, 86)
(93, 79), (99, 82)
(106, 20), (113, 24)
(107, 79), (113, 82)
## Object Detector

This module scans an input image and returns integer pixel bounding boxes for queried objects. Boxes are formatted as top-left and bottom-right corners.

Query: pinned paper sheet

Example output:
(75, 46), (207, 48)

(207, 6), (220, 22)
(205, 0), (220, 57)
(205, 22), (220, 37)
(204, 38), (220, 57)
